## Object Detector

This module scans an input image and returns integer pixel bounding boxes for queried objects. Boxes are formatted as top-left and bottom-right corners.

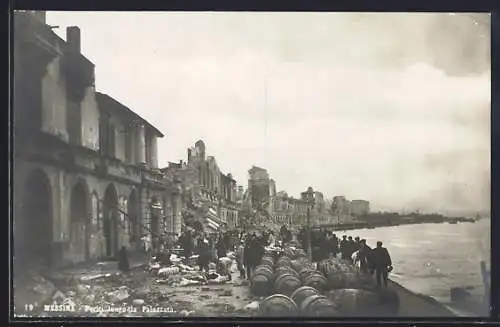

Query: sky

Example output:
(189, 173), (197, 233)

(45, 12), (490, 215)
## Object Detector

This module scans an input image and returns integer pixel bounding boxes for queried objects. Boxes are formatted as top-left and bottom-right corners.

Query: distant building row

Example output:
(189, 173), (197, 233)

(246, 166), (327, 230)
(331, 196), (371, 223)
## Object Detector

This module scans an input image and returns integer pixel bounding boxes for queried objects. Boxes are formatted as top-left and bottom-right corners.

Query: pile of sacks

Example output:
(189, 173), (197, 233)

(148, 253), (234, 287)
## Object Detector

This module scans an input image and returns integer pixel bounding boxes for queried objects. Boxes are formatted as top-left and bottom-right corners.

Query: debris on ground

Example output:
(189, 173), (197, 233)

(107, 286), (130, 303)
(14, 252), (255, 318)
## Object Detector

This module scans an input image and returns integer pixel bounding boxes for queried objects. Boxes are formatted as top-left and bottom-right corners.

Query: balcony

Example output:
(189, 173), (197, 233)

(142, 168), (166, 187)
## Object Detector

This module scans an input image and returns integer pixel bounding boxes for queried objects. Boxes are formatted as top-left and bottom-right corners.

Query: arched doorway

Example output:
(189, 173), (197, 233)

(127, 189), (140, 249)
(103, 184), (118, 257)
(69, 181), (89, 263)
(150, 197), (161, 252)
(15, 169), (53, 269)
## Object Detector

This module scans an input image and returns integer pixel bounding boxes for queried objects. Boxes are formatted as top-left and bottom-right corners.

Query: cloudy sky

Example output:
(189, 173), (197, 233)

(46, 12), (490, 214)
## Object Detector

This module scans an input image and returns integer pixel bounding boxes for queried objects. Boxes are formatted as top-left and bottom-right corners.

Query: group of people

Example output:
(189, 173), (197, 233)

(236, 226), (295, 280)
(297, 228), (393, 288)
(120, 224), (392, 289)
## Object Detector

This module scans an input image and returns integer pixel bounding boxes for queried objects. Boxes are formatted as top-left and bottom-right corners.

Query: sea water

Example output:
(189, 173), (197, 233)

(345, 218), (490, 306)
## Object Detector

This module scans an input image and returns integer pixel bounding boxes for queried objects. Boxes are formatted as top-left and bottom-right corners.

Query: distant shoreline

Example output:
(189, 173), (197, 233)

(315, 215), (481, 232)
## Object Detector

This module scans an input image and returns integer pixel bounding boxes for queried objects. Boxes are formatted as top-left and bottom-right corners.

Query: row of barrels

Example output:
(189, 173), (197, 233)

(258, 286), (339, 317)
(317, 258), (378, 291)
(251, 252), (326, 297)
(258, 287), (400, 317)
(252, 251), (399, 317)
(253, 253), (378, 296)
(251, 252), (340, 317)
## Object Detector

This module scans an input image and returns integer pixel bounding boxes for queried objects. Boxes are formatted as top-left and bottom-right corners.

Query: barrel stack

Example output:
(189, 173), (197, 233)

(252, 247), (398, 317)
(250, 256), (275, 296)
(317, 257), (400, 316)
(273, 255), (302, 297)
(256, 250), (339, 317)
(258, 294), (299, 317)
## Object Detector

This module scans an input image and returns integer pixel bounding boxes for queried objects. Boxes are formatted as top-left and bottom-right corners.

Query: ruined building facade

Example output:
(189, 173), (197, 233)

(177, 140), (239, 231)
(13, 11), (177, 268)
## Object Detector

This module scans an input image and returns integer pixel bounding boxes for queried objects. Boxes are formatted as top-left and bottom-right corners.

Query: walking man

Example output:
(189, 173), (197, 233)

(357, 239), (372, 274)
(340, 235), (348, 260)
(370, 241), (393, 288)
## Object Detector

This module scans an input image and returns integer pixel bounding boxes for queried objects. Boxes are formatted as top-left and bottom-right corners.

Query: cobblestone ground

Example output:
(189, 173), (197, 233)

(14, 260), (261, 318)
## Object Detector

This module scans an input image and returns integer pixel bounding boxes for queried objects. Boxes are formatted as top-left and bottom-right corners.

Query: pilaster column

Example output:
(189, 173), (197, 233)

(172, 192), (182, 235)
(135, 124), (146, 164)
(150, 136), (158, 169)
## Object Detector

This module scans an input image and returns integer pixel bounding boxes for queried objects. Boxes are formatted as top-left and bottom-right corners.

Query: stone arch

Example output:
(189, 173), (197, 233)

(103, 183), (119, 257)
(15, 169), (53, 269)
(69, 179), (90, 263)
(127, 188), (140, 248)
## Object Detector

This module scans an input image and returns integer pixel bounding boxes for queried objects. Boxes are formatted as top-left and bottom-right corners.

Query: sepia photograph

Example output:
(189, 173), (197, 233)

(12, 10), (490, 318)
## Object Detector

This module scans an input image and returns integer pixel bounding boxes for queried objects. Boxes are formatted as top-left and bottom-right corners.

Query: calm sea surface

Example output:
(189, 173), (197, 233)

(345, 219), (490, 305)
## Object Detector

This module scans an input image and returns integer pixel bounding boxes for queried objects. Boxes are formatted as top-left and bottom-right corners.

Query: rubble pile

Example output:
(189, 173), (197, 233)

(19, 251), (242, 318)
(14, 271), (57, 316)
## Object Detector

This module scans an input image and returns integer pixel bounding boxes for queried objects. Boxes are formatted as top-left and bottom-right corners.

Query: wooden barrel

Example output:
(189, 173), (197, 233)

(291, 286), (320, 308)
(317, 260), (331, 275)
(327, 289), (381, 317)
(261, 256), (275, 268)
(302, 272), (328, 291)
(325, 272), (363, 290)
(255, 265), (274, 278)
(318, 258), (356, 276)
(291, 260), (302, 272)
(296, 249), (307, 258)
(292, 258), (314, 272)
(283, 247), (301, 259)
(283, 248), (293, 257)
(300, 294), (339, 317)
(274, 273), (302, 296)
(276, 256), (292, 267)
(251, 265), (274, 296)
(258, 294), (299, 317)
(298, 268), (317, 281)
(275, 266), (300, 279)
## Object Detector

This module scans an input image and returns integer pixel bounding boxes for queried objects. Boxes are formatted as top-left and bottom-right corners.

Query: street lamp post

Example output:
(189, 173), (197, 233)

(302, 187), (315, 263)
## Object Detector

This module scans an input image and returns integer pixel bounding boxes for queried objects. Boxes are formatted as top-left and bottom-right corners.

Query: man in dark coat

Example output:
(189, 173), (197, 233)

(180, 231), (194, 260)
(118, 246), (130, 276)
(346, 236), (356, 263)
(357, 239), (372, 274)
(354, 236), (361, 251)
(330, 234), (339, 258)
(339, 235), (348, 260)
(244, 234), (264, 280)
(370, 241), (393, 288)
(297, 227), (306, 250)
(285, 229), (293, 243)
(222, 232), (232, 252)
(216, 234), (227, 259)
(197, 239), (211, 272)
(279, 225), (287, 241)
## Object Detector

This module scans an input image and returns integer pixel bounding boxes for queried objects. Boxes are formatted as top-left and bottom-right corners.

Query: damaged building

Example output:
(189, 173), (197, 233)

(13, 11), (177, 269)
(162, 140), (239, 233)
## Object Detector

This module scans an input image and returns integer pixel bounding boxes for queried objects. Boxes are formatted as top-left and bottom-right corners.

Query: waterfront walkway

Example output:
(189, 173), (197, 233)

(388, 280), (455, 317)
